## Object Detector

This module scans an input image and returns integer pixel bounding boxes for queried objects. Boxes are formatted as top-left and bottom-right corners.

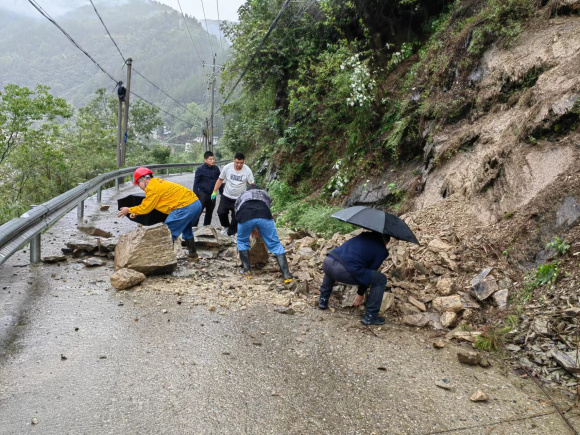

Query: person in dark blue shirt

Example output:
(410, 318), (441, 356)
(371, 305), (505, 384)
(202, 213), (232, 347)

(193, 151), (221, 226)
(318, 231), (390, 325)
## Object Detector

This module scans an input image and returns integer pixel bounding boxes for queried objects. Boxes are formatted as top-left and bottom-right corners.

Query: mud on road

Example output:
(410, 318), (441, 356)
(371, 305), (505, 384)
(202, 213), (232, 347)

(1, 176), (578, 434)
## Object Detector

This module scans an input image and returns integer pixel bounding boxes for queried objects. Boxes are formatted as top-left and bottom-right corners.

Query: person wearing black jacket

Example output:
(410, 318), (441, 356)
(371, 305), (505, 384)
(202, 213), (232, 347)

(193, 151), (221, 226)
(318, 232), (390, 325)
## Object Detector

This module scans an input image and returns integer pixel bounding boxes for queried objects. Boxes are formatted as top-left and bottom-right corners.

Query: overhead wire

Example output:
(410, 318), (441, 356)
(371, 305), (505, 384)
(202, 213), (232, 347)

(199, 0), (215, 55)
(176, 0), (205, 63)
(89, 0), (125, 63)
(217, 0), (293, 113)
(27, 0), (118, 83)
(27, 0), (198, 129)
(215, 0), (225, 60)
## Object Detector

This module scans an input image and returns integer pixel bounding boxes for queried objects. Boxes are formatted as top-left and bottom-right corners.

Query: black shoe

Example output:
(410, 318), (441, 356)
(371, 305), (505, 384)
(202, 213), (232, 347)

(361, 314), (386, 325)
(238, 250), (252, 276)
(318, 297), (329, 310)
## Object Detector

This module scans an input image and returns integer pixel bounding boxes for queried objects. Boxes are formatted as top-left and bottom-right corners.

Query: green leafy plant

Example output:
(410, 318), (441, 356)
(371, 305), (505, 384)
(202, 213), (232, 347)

(546, 236), (570, 256)
(521, 261), (561, 302)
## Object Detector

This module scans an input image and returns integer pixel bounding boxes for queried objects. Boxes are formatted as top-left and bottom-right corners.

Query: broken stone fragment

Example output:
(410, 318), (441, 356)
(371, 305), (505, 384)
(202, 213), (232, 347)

(457, 350), (482, 366)
(249, 237), (269, 265)
(550, 349), (580, 375)
(470, 268), (498, 301)
(380, 292), (395, 313)
(114, 223), (176, 275)
(77, 224), (112, 238)
(274, 306), (295, 315)
(401, 313), (429, 327)
(440, 311), (457, 328)
(428, 238), (453, 253)
(493, 289), (508, 311)
(110, 268), (146, 290)
(408, 296), (426, 311)
(99, 204), (110, 211)
(433, 340), (445, 349)
(470, 390), (489, 402)
(41, 255), (67, 264)
(435, 379), (453, 390)
(436, 277), (455, 296)
(82, 257), (105, 267)
(432, 295), (463, 313)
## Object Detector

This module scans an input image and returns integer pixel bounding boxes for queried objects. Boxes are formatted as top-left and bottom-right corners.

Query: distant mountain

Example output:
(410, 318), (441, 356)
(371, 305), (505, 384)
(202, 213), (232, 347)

(0, 0), (229, 111)
(200, 19), (233, 46)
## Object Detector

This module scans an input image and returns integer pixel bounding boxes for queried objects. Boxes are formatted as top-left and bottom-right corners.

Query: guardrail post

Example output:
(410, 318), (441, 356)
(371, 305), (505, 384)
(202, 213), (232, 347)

(166, 168), (169, 176)
(29, 205), (41, 264)
(115, 177), (120, 190)
(77, 200), (84, 221)
(97, 185), (102, 203)
(180, 167), (183, 175)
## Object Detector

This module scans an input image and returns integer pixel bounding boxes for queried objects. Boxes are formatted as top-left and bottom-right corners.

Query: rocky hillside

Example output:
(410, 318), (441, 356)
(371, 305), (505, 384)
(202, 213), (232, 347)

(340, 3), (580, 392)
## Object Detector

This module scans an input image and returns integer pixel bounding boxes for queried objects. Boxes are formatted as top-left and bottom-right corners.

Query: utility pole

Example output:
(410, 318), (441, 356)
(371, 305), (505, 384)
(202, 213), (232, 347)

(122, 58), (132, 166)
(210, 53), (216, 153)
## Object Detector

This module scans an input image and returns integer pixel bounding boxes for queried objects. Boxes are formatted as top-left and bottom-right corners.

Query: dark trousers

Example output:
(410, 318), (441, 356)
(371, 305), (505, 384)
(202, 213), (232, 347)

(193, 192), (216, 227)
(217, 195), (238, 236)
(319, 256), (387, 317)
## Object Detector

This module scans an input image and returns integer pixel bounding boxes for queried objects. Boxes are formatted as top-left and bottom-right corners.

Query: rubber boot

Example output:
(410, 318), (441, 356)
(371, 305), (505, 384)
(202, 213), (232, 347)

(275, 253), (296, 283)
(184, 238), (198, 260)
(239, 250), (252, 278)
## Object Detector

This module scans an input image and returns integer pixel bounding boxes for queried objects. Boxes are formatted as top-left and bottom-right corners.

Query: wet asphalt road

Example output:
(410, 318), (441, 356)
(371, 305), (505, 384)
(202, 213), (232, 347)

(0, 175), (578, 434)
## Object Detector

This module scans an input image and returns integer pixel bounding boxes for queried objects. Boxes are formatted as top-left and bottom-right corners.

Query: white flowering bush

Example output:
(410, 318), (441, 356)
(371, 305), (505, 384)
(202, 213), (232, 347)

(340, 54), (376, 108)
(325, 159), (351, 196)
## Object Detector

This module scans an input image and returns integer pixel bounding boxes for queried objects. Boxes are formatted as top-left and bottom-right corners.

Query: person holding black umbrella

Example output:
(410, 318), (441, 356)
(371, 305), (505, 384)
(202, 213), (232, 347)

(320, 206), (419, 325)
(117, 167), (202, 260)
(318, 232), (390, 325)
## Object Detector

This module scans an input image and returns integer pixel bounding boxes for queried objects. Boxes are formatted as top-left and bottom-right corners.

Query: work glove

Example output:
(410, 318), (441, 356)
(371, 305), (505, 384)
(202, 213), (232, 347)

(211, 191), (217, 200)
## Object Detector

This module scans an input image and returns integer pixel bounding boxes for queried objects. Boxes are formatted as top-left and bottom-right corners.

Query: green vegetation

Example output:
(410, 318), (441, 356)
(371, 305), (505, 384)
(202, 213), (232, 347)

(475, 315), (519, 352)
(546, 236), (570, 256)
(0, 85), (163, 224)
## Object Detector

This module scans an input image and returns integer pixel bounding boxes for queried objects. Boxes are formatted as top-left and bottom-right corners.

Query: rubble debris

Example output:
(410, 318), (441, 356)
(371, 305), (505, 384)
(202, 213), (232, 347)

(457, 350), (482, 366)
(470, 390), (489, 402)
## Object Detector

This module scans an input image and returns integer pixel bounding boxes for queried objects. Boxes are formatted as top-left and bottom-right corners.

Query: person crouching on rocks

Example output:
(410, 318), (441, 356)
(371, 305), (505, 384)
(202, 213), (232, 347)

(117, 167), (202, 260)
(234, 185), (295, 282)
(318, 232), (390, 325)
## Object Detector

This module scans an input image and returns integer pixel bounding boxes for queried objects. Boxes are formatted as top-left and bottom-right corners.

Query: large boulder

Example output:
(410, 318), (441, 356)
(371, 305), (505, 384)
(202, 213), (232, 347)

(249, 237), (269, 265)
(114, 223), (176, 275)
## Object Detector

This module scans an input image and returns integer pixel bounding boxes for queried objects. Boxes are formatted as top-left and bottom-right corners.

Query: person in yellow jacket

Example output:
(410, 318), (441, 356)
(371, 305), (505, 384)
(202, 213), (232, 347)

(117, 167), (202, 259)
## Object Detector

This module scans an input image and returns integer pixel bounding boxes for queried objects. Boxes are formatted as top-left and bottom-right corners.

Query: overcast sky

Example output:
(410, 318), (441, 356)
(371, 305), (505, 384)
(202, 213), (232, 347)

(4, 0), (246, 22)
(157, 0), (246, 22)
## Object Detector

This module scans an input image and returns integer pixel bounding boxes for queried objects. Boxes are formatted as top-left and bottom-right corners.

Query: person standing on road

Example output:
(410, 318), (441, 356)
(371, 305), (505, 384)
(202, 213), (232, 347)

(117, 167), (202, 259)
(318, 232), (390, 325)
(235, 185), (295, 282)
(211, 153), (255, 236)
(193, 151), (221, 227)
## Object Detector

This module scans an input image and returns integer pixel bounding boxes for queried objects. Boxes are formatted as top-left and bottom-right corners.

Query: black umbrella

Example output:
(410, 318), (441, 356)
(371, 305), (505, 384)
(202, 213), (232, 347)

(331, 206), (419, 244)
(117, 194), (168, 226)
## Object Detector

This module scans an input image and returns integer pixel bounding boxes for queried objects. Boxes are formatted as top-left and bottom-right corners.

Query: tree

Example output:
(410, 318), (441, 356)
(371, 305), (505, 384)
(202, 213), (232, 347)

(0, 84), (72, 165)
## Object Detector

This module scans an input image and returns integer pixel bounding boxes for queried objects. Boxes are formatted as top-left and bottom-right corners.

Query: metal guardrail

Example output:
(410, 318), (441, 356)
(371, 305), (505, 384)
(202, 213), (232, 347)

(0, 161), (228, 266)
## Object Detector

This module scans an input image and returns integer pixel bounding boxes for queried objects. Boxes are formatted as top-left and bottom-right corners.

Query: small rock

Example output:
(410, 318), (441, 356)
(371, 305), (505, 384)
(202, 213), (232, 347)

(274, 307), (295, 315)
(506, 344), (521, 352)
(60, 354), (67, 360)
(162, 309), (168, 314)
(42, 255), (67, 264)
(433, 340), (445, 349)
(100, 204), (110, 211)
(479, 357), (491, 368)
(110, 268), (146, 290)
(82, 258), (105, 268)
(208, 305), (216, 312)
(440, 311), (457, 328)
(31, 417), (38, 425)
(457, 350), (482, 366)
(470, 390), (489, 402)
(435, 379), (453, 390)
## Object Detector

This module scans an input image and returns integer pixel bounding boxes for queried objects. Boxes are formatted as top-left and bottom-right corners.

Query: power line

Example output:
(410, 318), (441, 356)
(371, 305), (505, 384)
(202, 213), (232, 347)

(131, 91), (198, 128)
(86, 0), (205, 125)
(215, 0), (225, 60)
(199, 0), (215, 55)
(176, 0), (205, 63)
(132, 68), (205, 123)
(217, 0), (292, 113)
(89, 0), (125, 63)
(28, 0), (198, 130)
(27, 0), (118, 83)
